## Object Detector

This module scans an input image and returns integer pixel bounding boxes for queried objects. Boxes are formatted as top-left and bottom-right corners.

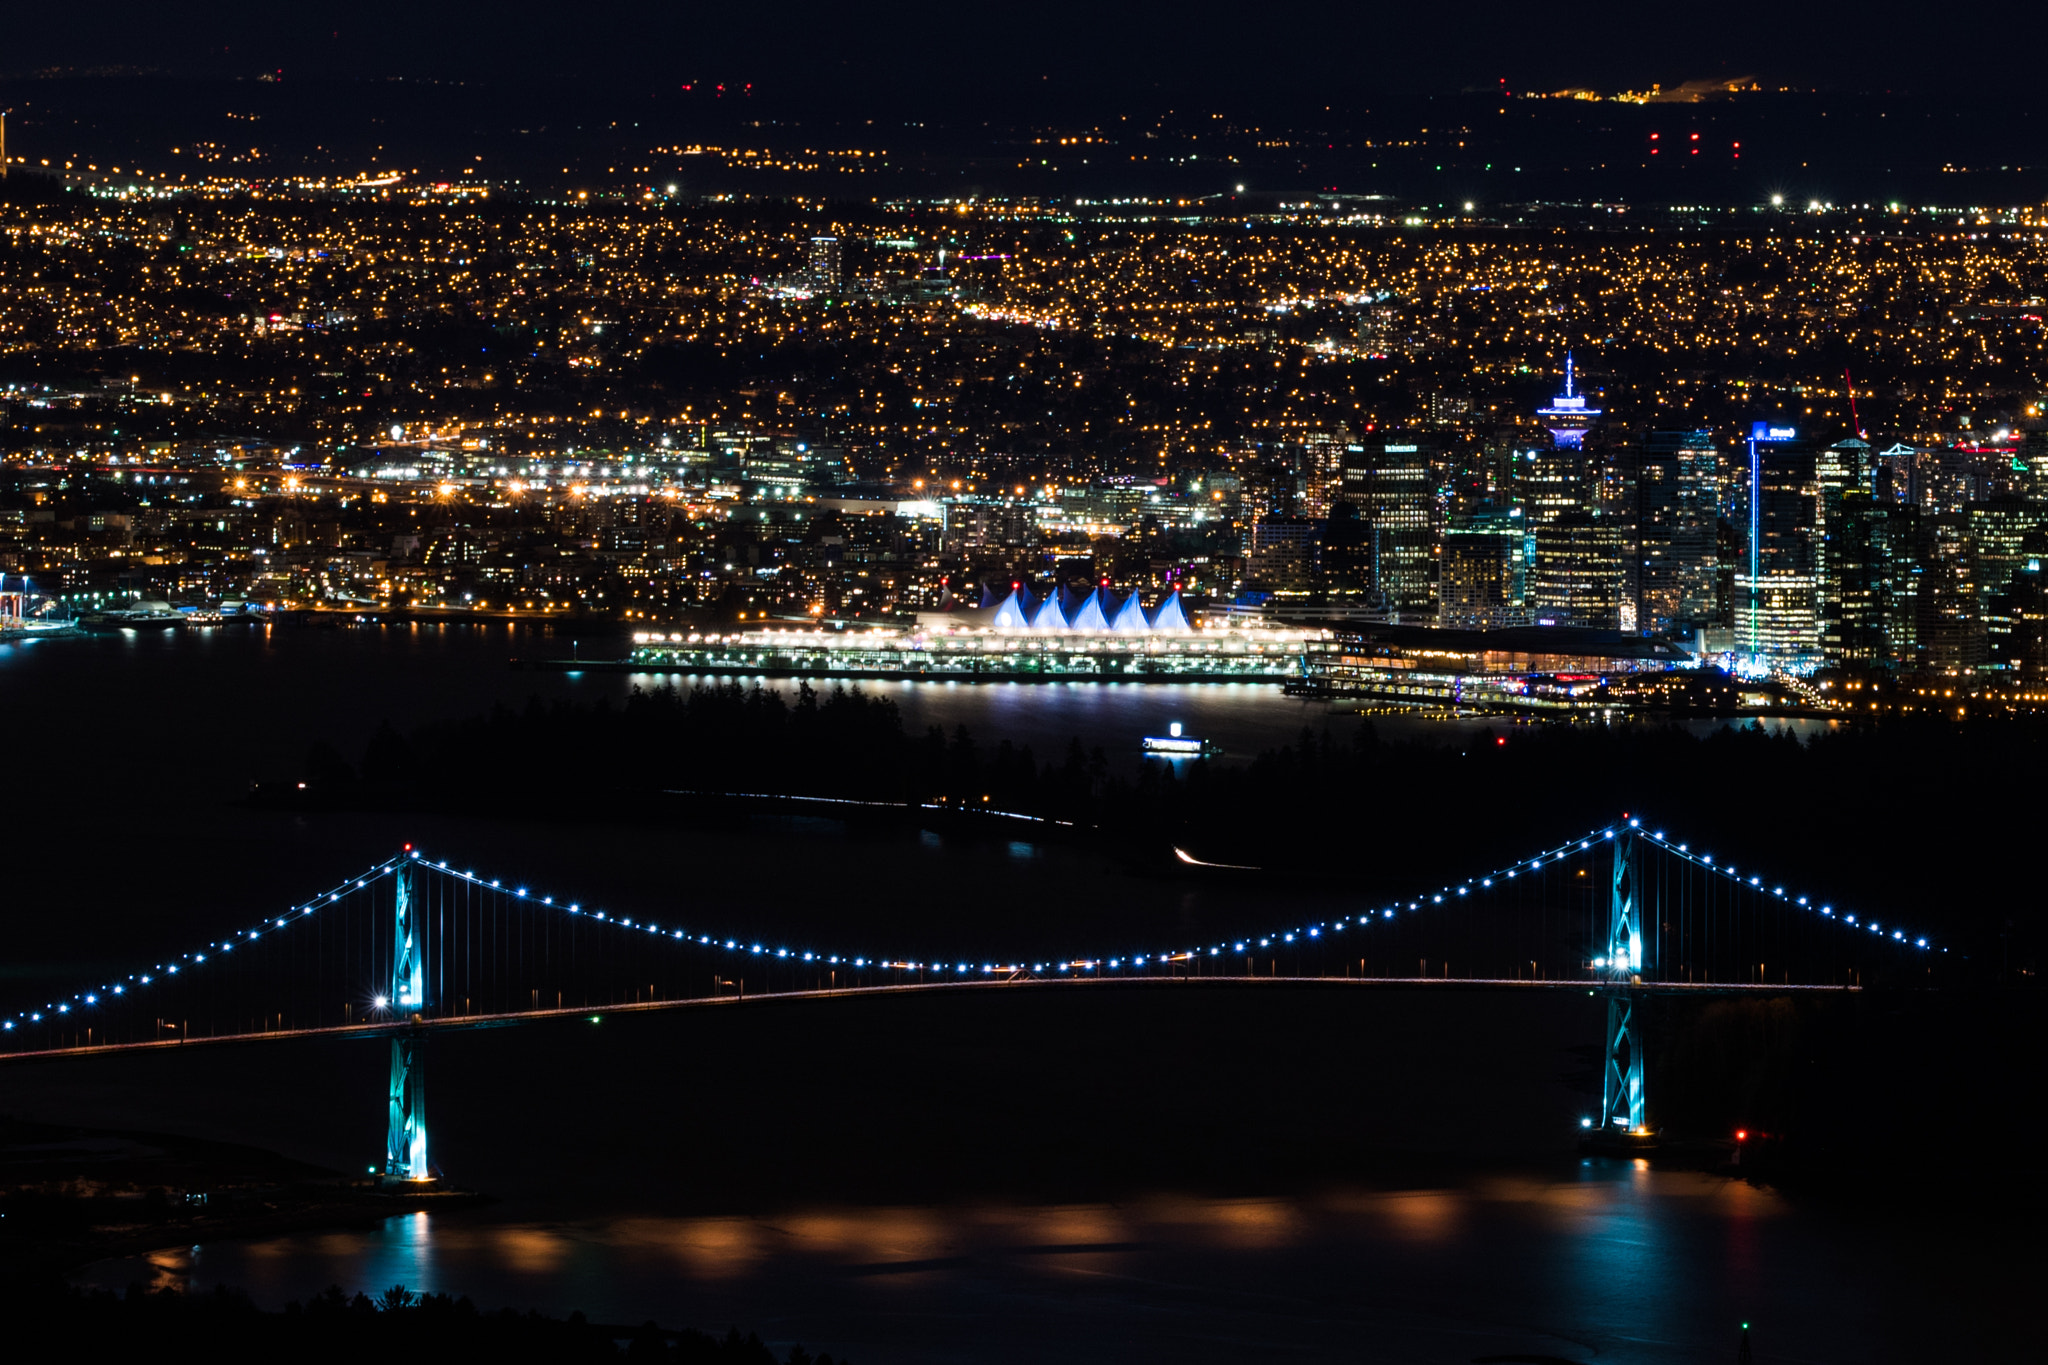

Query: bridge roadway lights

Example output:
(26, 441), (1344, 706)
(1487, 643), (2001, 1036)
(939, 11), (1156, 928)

(381, 858), (436, 1187)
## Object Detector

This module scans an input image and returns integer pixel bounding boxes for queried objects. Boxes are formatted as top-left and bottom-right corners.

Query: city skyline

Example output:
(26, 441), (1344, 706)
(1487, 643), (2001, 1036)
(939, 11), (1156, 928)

(0, 19), (2041, 1361)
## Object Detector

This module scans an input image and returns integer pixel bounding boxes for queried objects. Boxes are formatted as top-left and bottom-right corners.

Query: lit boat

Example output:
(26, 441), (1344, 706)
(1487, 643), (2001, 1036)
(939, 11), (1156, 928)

(1142, 722), (1221, 757)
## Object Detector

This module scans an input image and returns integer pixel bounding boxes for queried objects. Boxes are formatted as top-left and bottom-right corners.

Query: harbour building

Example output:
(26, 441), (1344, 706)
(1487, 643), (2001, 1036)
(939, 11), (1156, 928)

(626, 588), (1330, 682)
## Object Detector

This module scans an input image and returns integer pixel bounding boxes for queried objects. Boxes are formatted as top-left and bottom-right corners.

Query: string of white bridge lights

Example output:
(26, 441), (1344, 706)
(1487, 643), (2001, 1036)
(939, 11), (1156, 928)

(4, 857), (410, 1032)
(2, 818), (1935, 1034)
(1629, 824), (1936, 951)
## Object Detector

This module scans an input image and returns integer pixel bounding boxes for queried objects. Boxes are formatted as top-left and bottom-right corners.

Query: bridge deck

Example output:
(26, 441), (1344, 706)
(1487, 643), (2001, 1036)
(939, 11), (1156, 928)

(0, 974), (1861, 1063)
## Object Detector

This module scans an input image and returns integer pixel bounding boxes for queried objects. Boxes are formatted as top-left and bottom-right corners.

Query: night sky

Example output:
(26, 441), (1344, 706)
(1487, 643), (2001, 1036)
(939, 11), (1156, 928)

(10, 1), (2036, 109)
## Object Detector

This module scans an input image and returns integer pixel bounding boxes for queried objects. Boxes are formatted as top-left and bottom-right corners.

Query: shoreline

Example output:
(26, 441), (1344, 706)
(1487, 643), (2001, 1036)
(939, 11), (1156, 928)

(0, 1116), (488, 1277)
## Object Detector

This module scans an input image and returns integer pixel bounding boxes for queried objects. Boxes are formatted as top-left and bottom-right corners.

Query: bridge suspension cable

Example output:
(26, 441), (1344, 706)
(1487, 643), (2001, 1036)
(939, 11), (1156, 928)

(3, 818), (1939, 1056)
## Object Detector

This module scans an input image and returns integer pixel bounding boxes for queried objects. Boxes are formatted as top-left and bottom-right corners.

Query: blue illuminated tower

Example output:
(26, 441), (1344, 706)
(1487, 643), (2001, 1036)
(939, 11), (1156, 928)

(1537, 353), (1601, 450)
(384, 856), (429, 1182)
(1599, 830), (1646, 1133)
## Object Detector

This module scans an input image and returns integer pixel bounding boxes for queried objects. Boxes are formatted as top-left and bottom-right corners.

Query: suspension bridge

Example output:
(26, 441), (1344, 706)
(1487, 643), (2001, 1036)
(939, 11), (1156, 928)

(1, 818), (1938, 1183)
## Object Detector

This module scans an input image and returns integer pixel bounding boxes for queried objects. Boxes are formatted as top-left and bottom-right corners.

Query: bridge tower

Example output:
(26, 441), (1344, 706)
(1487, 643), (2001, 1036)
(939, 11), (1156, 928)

(383, 855), (430, 1183)
(1599, 828), (1648, 1133)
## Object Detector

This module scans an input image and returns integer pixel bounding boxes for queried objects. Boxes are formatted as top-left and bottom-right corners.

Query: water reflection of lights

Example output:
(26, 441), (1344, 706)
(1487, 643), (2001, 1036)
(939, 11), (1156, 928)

(1376, 1191), (1465, 1244)
(494, 1227), (573, 1274)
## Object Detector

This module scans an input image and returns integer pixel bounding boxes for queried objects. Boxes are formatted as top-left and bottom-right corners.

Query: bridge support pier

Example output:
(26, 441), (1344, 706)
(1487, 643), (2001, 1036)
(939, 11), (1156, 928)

(1596, 830), (1650, 1137)
(380, 856), (434, 1185)
(1599, 991), (1646, 1133)
(384, 1027), (428, 1182)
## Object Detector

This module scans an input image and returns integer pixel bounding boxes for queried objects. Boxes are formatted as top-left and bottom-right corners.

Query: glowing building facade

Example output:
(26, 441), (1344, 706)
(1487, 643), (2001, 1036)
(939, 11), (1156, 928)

(1736, 425), (1822, 661)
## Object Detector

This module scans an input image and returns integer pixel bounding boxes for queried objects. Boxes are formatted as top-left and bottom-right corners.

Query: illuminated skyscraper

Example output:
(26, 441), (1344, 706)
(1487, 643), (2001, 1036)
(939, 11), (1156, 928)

(1917, 513), (1984, 670)
(1632, 430), (1721, 636)
(1830, 492), (1917, 666)
(1536, 353), (1601, 450)
(1247, 515), (1321, 592)
(1518, 441), (1593, 529)
(1734, 425), (1820, 660)
(1341, 438), (1438, 615)
(1438, 503), (1527, 628)
(1965, 495), (2048, 610)
(1297, 430), (1352, 520)
(1530, 511), (1624, 629)
(808, 236), (843, 291)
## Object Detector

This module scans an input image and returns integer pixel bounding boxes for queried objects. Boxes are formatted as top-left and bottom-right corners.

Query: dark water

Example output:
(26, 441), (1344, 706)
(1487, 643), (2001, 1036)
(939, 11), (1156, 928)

(0, 619), (1481, 990)
(29, 986), (2031, 1365)
(5, 623), (2008, 1363)
(78, 1165), (1981, 1365)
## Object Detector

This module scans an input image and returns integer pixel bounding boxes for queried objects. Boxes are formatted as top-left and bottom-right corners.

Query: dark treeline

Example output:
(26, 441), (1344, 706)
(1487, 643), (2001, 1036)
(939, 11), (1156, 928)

(17, 1281), (843, 1365)
(276, 685), (2044, 976)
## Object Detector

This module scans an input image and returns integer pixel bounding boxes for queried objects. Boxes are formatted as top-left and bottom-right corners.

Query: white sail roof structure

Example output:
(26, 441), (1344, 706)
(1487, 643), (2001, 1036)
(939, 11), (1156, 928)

(987, 585), (1197, 634)
(1029, 591), (1069, 631)
(1110, 591), (1151, 633)
(991, 587), (1036, 629)
(1067, 588), (1111, 632)
(1151, 589), (1192, 631)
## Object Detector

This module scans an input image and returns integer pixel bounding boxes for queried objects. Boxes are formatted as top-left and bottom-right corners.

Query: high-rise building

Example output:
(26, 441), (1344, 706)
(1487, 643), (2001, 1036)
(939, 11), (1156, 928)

(1438, 503), (1527, 629)
(1247, 515), (1321, 592)
(1965, 496), (2048, 609)
(1633, 430), (1721, 637)
(1734, 425), (1820, 660)
(1341, 438), (1438, 615)
(1917, 513), (1985, 670)
(1536, 353), (1602, 450)
(1530, 511), (1624, 629)
(2021, 431), (2048, 501)
(1517, 442), (1593, 529)
(1815, 437), (1877, 658)
(1518, 436), (1612, 627)
(1829, 492), (1918, 667)
(1298, 430), (1352, 520)
(1987, 531), (2048, 673)
(1874, 442), (1922, 505)
(808, 236), (843, 291)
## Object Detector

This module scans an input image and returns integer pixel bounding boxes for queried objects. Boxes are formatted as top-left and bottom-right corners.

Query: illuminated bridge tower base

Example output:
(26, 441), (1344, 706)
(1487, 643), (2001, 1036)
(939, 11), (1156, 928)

(1598, 830), (1649, 1136)
(382, 856), (432, 1184)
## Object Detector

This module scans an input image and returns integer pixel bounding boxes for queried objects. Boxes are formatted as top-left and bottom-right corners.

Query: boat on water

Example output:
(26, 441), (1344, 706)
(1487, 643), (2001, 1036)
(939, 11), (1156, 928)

(80, 608), (187, 631)
(1142, 721), (1222, 757)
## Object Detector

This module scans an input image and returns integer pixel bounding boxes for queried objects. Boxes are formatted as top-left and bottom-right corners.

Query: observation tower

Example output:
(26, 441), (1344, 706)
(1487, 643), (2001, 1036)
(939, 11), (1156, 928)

(1537, 353), (1602, 449)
